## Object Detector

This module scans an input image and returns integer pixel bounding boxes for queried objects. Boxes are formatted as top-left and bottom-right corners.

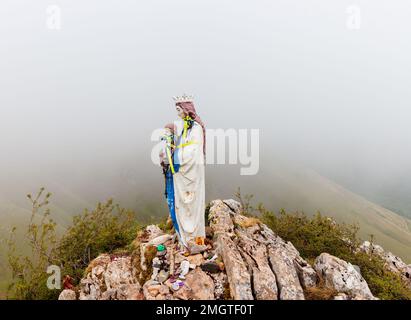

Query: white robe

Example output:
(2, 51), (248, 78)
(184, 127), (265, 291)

(173, 121), (205, 246)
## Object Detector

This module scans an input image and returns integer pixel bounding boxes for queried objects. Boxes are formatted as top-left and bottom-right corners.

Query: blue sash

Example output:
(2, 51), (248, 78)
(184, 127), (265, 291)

(165, 167), (180, 234)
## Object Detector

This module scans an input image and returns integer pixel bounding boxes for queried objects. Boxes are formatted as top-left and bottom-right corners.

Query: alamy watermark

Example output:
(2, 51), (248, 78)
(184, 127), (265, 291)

(151, 128), (260, 176)
(46, 265), (61, 290)
(346, 5), (361, 30)
(46, 5), (62, 30)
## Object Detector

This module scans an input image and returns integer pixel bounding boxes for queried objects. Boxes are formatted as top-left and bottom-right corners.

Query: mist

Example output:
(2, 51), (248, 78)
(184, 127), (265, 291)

(1, 0), (411, 224)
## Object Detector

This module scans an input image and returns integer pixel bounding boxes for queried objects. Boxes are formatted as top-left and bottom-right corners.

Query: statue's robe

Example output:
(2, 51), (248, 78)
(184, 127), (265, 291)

(173, 121), (205, 246)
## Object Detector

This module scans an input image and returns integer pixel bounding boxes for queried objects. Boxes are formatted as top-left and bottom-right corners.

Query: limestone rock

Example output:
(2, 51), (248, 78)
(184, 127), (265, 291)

(359, 241), (411, 289)
(209, 199), (316, 300)
(75, 200), (387, 302)
(79, 254), (142, 300)
(186, 254), (204, 266)
(210, 272), (228, 300)
(294, 257), (318, 289)
(236, 228), (278, 300)
(144, 225), (164, 241)
(208, 200), (235, 236)
(209, 200), (254, 300)
(159, 284), (170, 295)
(223, 199), (243, 215)
(334, 293), (349, 300)
(143, 280), (160, 300)
(314, 253), (377, 300)
(214, 233), (253, 299)
(268, 246), (304, 300)
(173, 268), (215, 300)
(148, 234), (173, 246)
(58, 289), (76, 300)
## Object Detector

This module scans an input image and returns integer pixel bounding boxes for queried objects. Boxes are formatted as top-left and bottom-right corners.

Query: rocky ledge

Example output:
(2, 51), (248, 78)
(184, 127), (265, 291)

(59, 199), (383, 300)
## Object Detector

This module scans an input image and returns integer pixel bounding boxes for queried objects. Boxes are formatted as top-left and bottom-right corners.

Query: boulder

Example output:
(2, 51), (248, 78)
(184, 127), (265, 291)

(143, 280), (160, 300)
(58, 289), (76, 300)
(209, 200), (254, 300)
(208, 200), (235, 236)
(223, 199), (243, 215)
(294, 257), (318, 289)
(79, 254), (142, 300)
(144, 225), (164, 241)
(334, 293), (349, 300)
(148, 234), (173, 246)
(267, 246), (304, 300)
(314, 253), (377, 300)
(235, 228), (278, 300)
(213, 233), (253, 299)
(173, 268), (215, 300)
(359, 241), (411, 289)
(208, 199), (317, 300)
(186, 254), (204, 266)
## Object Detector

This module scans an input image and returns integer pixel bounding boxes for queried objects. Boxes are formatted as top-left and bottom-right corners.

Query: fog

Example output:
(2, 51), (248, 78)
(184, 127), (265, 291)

(1, 0), (411, 221)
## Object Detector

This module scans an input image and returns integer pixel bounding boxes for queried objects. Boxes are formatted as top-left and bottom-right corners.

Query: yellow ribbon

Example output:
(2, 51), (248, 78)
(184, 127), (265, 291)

(183, 116), (193, 140)
(175, 141), (198, 148)
(166, 117), (198, 175)
(166, 145), (175, 175)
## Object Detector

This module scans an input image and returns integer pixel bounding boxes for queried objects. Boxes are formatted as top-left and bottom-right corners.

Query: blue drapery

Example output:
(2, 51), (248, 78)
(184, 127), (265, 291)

(165, 166), (180, 234)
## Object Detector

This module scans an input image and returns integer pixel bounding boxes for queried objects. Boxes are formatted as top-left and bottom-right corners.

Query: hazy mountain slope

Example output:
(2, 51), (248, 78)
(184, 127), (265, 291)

(1, 160), (410, 297)
(207, 164), (411, 263)
(322, 169), (411, 220)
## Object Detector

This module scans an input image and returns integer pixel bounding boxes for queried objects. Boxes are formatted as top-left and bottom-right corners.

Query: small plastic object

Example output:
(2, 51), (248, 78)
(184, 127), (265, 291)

(157, 244), (166, 252)
(171, 281), (182, 291)
(208, 254), (218, 261)
(178, 260), (190, 279)
(195, 236), (205, 246)
(152, 257), (161, 268)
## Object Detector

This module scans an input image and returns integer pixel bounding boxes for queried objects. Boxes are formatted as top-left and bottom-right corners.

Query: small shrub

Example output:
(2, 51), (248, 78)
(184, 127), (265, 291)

(6, 188), (60, 300)
(158, 216), (174, 234)
(5, 189), (140, 300)
(57, 199), (138, 282)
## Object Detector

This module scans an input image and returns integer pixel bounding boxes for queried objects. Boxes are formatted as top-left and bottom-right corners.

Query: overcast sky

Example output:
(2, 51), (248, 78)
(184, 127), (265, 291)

(0, 1), (410, 210)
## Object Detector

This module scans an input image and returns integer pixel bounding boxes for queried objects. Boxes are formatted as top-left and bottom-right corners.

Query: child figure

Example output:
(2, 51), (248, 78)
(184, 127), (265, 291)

(159, 124), (183, 247)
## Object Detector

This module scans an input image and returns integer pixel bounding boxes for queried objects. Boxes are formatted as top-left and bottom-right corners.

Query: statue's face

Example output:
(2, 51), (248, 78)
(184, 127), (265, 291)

(176, 105), (185, 119)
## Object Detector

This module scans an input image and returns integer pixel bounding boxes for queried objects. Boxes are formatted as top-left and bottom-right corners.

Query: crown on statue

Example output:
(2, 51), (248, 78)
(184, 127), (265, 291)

(173, 94), (194, 104)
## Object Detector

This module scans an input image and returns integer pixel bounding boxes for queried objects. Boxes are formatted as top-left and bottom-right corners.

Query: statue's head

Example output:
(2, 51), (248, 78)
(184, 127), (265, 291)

(173, 94), (195, 119)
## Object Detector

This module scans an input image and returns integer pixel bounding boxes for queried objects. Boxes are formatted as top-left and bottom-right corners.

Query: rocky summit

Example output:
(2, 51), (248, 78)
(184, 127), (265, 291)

(59, 199), (388, 300)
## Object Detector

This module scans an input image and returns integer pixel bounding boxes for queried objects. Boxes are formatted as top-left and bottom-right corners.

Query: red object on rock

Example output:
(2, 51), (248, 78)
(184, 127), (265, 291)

(63, 275), (75, 290)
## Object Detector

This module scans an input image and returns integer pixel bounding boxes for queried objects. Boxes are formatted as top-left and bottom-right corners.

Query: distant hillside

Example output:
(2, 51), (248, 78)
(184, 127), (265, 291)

(204, 163), (411, 263)
(1, 160), (411, 297)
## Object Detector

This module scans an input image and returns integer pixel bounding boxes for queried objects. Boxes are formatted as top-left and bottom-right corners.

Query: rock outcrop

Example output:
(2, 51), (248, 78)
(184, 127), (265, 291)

(359, 241), (411, 289)
(78, 254), (143, 300)
(209, 199), (315, 300)
(314, 253), (377, 300)
(58, 289), (76, 300)
(68, 199), (383, 300)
